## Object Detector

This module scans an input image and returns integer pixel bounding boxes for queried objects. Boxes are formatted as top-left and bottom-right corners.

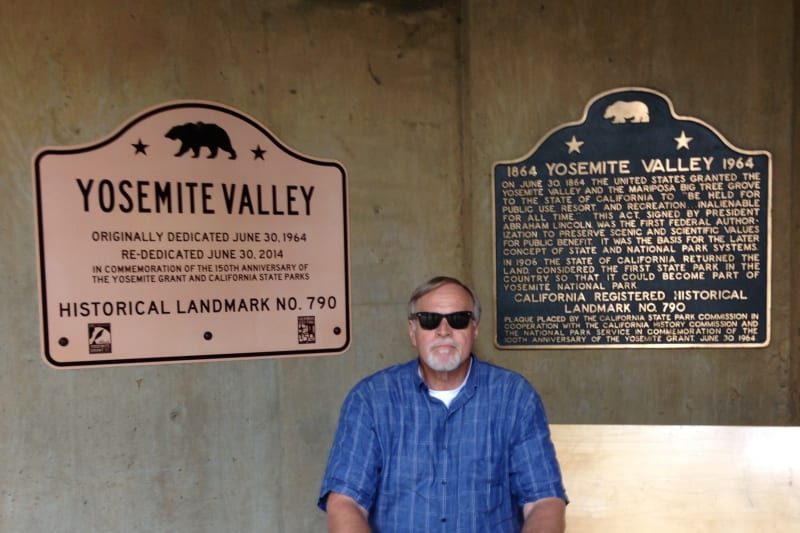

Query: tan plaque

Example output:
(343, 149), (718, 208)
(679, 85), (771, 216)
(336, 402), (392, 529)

(33, 101), (349, 367)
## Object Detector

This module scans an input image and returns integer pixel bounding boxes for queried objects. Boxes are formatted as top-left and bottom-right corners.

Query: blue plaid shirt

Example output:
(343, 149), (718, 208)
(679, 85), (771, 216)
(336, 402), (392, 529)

(319, 355), (567, 532)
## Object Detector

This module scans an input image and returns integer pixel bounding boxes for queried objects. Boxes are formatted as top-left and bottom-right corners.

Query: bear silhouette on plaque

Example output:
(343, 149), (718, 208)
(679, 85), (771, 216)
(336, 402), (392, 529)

(165, 121), (237, 159)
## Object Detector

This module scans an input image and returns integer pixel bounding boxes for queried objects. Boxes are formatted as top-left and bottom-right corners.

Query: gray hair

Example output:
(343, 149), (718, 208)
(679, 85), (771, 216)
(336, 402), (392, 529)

(407, 276), (481, 321)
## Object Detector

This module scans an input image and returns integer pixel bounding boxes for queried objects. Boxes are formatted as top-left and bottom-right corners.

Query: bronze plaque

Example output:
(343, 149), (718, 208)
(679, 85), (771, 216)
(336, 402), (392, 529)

(493, 88), (770, 348)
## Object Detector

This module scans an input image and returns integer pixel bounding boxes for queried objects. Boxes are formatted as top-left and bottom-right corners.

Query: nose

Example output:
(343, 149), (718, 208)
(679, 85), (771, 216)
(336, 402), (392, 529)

(435, 317), (452, 336)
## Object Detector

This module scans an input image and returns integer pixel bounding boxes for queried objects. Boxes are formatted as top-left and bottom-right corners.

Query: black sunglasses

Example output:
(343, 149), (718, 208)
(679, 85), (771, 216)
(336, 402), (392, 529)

(412, 311), (473, 330)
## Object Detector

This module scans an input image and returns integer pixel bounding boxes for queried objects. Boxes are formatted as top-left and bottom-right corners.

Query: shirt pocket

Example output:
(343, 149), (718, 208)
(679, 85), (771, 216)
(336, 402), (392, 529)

(380, 447), (436, 499)
(468, 457), (514, 522)
(477, 474), (505, 512)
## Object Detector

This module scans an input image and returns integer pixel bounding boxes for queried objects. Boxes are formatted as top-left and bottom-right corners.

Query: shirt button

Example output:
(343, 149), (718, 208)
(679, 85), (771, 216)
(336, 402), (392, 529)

(441, 517), (447, 522)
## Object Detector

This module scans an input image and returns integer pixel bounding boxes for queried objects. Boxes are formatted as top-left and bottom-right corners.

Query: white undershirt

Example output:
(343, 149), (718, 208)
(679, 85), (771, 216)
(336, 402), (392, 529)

(422, 359), (472, 408)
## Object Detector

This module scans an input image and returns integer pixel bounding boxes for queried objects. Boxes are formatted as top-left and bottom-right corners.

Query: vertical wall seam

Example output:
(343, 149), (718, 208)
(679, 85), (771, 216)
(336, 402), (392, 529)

(458, 0), (473, 284)
(790, 0), (800, 423)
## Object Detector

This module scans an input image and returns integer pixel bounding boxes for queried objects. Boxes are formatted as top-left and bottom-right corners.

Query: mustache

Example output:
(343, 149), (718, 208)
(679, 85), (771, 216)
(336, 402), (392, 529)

(428, 339), (458, 350)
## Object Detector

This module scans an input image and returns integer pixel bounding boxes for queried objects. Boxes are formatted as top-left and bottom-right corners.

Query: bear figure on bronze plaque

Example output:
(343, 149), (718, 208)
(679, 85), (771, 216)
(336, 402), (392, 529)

(165, 121), (237, 159)
(603, 100), (650, 124)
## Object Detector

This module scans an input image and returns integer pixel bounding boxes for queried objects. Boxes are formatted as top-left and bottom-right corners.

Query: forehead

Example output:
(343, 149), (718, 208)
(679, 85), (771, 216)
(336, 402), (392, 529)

(415, 283), (473, 311)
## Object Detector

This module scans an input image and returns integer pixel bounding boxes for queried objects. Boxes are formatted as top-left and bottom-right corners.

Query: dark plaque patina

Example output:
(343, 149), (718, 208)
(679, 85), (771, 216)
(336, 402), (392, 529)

(493, 88), (771, 348)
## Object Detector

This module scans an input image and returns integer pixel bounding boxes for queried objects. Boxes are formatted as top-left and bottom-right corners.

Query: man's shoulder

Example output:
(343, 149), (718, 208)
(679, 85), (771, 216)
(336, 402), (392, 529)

(351, 358), (418, 392)
(474, 356), (529, 382)
(472, 357), (539, 396)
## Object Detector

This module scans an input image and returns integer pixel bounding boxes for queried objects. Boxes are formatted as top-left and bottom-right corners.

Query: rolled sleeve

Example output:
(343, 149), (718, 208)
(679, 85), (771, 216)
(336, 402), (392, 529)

(318, 388), (382, 512)
(510, 386), (568, 505)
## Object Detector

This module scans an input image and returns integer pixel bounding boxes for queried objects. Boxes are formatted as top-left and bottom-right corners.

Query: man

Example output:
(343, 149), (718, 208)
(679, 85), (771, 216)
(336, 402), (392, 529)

(319, 276), (567, 532)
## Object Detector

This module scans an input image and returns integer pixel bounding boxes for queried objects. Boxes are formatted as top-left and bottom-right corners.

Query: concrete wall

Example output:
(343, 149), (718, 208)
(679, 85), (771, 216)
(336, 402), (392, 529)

(0, 0), (795, 531)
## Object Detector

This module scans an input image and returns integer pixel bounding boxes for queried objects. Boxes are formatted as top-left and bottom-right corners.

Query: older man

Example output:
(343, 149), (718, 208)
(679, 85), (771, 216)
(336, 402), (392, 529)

(319, 276), (567, 532)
